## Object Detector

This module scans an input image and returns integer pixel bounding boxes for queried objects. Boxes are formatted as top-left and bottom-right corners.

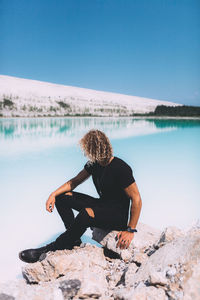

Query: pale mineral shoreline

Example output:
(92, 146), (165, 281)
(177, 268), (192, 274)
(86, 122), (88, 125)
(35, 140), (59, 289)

(1, 220), (200, 300)
(1, 75), (200, 122)
(1, 115), (200, 120)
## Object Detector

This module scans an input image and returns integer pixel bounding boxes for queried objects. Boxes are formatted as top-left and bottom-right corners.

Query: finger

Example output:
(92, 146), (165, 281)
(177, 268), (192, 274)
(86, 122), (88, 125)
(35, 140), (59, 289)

(116, 236), (122, 248)
(46, 203), (49, 212)
(122, 239), (129, 249)
(46, 202), (51, 213)
(116, 233), (121, 246)
(116, 240), (120, 248)
(121, 240), (126, 249)
(124, 240), (129, 249)
(125, 240), (130, 249)
(117, 231), (121, 239)
(126, 235), (134, 248)
(119, 238), (125, 249)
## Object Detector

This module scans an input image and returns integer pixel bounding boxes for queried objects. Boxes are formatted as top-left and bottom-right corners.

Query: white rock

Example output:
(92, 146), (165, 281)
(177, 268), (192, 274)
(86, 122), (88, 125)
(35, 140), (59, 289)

(22, 245), (108, 299)
(92, 222), (161, 262)
(183, 261), (200, 300)
(124, 263), (139, 287)
(154, 226), (184, 248)
(113, 283), (167, 300)
(135, 231), (200, 281)
(165, 267), (177, 278)
(149, 270), (168, 286)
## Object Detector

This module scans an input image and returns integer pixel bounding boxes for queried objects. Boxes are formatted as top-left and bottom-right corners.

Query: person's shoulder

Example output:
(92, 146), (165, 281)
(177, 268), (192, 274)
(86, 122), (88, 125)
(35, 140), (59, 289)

(85, 160), (95, 168)
(84, 160), (97, 174)
(113, 157), (135, 188)
(113, 156), (132, 170)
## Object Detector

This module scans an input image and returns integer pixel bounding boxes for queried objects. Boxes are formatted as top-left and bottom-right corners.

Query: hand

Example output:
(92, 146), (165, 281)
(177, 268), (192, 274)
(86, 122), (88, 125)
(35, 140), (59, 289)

(46, 193), (56, 213)
(116, 231), (134, 249)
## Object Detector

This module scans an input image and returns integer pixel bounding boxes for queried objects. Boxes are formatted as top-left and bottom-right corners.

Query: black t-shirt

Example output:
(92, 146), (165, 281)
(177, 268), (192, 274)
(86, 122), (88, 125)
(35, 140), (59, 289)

(84, 156), (135, 216)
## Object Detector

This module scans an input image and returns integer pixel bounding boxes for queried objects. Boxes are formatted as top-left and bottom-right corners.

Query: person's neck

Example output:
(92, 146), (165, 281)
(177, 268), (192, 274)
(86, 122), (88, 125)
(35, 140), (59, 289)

(99, 156), (114, 167)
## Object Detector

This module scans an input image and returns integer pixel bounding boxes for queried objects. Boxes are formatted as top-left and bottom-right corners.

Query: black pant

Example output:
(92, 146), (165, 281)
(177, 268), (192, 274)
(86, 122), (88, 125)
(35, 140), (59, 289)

(54, 191), (128, 250)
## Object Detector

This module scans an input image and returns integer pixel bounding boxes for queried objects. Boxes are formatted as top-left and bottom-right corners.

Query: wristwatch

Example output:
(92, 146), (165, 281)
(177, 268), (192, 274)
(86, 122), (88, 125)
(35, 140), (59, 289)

(126, 226), (137, 233)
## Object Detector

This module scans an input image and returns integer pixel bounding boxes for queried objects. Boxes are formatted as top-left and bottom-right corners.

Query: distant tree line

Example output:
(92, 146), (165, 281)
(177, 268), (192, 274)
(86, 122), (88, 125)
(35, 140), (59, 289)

(132, 105), (200, 117)
(153, 105), (200, 116)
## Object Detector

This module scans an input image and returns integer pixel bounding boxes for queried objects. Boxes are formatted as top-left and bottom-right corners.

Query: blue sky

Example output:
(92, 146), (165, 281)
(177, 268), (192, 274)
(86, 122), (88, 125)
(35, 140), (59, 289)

(0, 0), (200, 105)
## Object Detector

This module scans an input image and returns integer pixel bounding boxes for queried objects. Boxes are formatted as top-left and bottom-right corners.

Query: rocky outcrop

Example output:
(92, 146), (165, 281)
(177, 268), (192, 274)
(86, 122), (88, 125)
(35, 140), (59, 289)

(112, 225), (200, 300)
(22, 245), (108, 299)
(92, 222), (162, 263)
(0, 221), (200, 300)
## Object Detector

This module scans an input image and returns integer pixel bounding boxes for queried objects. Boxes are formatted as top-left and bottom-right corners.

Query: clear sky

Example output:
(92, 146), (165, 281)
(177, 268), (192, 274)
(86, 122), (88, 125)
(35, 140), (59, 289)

(0, 0), (200, 105)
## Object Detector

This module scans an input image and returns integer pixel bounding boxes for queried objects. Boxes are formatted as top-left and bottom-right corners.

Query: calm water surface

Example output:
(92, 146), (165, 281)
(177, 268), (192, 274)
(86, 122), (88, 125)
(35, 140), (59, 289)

(0, 117), (200, 281)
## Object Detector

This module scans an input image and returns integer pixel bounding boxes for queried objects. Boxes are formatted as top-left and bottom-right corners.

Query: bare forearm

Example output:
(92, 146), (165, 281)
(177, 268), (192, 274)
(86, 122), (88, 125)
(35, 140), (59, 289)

(128, 196), (142, 229)
(51, 179), (76, 197)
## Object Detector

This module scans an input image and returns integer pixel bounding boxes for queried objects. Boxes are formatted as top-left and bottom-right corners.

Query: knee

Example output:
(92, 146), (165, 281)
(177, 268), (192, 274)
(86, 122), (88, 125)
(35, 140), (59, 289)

(55, 192), (73, 208)
(85, 207), (95, 218)
(55, 195), (62, 209)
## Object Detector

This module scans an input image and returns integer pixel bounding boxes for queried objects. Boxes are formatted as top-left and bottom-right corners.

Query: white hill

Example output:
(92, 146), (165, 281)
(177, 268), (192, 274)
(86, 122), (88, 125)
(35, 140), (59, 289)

(0, 75), (181, 117)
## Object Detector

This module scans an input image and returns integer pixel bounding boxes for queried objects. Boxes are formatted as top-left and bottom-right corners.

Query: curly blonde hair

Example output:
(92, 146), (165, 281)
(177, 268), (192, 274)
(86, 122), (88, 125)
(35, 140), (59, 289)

(78, 129), (113, 166)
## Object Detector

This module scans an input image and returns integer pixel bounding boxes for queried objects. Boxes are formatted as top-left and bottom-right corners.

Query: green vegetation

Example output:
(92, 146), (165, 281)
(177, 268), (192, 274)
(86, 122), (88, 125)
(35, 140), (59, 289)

(29, 106), (37, 112)
(3, 98), (14, 108)
(0, 97), (15, 111)
(94, 107), (127, 114)
(153, 105), (200, 116)
(56, 101), (71, 109)
(131, 105), (200, 117)
(1, 100), (199, 118)
(29, 106), (43, 112)
(74, 113), (93, 116)
(49, 106), (58, 112)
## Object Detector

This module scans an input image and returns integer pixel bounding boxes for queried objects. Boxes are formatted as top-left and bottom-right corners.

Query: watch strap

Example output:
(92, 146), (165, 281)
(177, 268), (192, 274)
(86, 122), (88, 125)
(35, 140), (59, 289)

(126, 226), (137, 233)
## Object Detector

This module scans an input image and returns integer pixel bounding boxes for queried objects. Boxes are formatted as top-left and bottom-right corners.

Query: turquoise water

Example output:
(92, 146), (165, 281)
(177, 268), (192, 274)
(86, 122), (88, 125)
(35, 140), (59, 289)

(0, 117), (200, 281)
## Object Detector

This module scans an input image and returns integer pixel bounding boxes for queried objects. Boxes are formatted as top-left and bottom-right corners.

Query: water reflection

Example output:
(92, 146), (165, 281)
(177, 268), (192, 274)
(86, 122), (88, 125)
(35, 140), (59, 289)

(0, 117), (199, 156)
(147, 118), (200, 129)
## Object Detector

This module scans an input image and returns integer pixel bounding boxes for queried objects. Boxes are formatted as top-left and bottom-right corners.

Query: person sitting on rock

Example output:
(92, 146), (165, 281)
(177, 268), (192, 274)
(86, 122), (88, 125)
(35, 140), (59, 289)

(19, 129), (142, 263)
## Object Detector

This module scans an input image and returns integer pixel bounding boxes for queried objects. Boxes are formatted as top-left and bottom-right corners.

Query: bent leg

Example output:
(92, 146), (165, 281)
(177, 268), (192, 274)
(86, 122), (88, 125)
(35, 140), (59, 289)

(55, 191), (100, 229)
(53, 205), (127, 250)
(54, 208), (95, 250)
(55, 193), (75, 229)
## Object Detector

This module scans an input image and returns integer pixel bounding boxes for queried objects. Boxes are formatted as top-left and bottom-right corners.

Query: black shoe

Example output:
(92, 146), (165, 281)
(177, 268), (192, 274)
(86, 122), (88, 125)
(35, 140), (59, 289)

(19, 239), (82, 263)
(19, 241), (56, 263)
